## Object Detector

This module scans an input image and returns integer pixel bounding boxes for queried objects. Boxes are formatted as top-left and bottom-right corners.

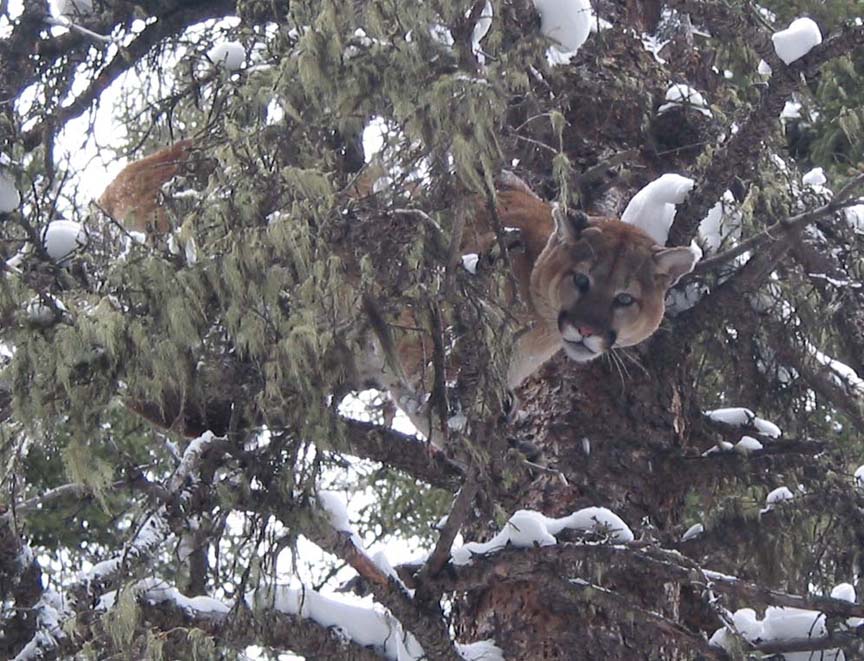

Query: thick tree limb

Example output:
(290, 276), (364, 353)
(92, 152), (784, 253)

(420, 543), (864, 620)
(137, 597), (386, 661)
(42, 584), (387, 661)
(545, 576), (725, 660)
(338, 417), (464, 490)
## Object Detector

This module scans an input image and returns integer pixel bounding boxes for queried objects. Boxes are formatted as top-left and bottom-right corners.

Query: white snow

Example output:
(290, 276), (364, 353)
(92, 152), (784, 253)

(0, 167), (19, 212)
(758, 59), (773, 76)
(735, 436), (763, 455)
(698, 190), (741, 252)
(248, 585), (425, 659)
(207, 41), (245, 71)
(681, 523), (704, 542)
(459, 640), (505, 661)
(12, 589), (66, 661)
(451, 506), (633, 565)
(710, 604), (845, 659)
(447, 412), (467, 430)
(641, 34), (668, 64)
(706, 408), (782, 437)
(533, 0), (591, 53)
(855, 465), (864, 488)
(461, 253), (479, 274)
(831, 582), (855, 602)
(471, 1), (494, 49)
(846, 204), (864, 233)
(621, 173), (694, 245)
(26, 296), (66, 326)
(507, 510), (558, 547)
(772, 17), (822, 65)
(802, 167), (826, 186)
(318, 490), (365, 548)
(781, 100), (802, 119)
(763, 606), (826, 640)
(42, 220), (86, 262)
(808, 343), (864, 395)
(764, 486), (794, 509)
(753, 417), (781, 438)
(705, 407), (754, 427)
(138, 579), (231, 614)
(657, 84), (711, 117)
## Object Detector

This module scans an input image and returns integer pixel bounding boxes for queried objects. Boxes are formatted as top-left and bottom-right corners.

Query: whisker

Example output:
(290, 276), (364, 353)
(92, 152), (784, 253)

(603, 350), (627, 389)
(617, 348), (649, 376)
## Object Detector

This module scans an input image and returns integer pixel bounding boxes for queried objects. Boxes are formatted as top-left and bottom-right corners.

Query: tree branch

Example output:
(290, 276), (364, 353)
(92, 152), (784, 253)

(666, 7), (864, 245)
(21, 0), (236, 151)
(337, 417), (464, 490)
(302, 506), (464, 661)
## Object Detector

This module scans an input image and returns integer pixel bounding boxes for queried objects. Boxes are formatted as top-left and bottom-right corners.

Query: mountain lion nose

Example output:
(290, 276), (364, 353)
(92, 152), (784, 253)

(578, 326), (596, 337)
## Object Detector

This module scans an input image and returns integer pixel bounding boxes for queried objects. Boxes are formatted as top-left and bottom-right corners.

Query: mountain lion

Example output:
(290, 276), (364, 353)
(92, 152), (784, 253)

(97, 143), (696, 439)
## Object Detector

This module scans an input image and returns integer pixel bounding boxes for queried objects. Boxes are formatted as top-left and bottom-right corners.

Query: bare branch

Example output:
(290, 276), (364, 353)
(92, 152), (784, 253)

(416, 469), (480, 583)
(337, 417), (465, 490)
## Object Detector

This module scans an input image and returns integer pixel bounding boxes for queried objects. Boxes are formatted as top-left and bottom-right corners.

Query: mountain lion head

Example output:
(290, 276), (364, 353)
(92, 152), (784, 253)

(529, 206), (696, 363)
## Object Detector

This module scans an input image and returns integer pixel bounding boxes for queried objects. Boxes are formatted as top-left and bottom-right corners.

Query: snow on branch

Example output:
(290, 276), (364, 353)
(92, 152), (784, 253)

(100, 580), (386, 660)
(451, 507), (634, 566)
(429, 542), (864, 622)
(302, 491), (466, 661)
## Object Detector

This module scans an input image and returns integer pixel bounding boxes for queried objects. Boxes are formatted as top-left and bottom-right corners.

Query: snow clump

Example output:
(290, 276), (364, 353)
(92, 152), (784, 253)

(802, 167), (826, 187)
(681, 523), (704, 542)
(43, 220), (86, 262)
(735, 436), (763, 455)
(452, 506), (633, 565)
(764, 486), (794, 510)
(657, 84), (711, 117)
(772, 17), (822, 65)
(207, 41), (245, 71)
(854, 465), (864, 488)
(704, 407), (782, 438)
(621, 173), (695, 245)
(698, 190), (741, 253)
(534, 0), (591, 55)
(710, 594), (851, 660)
(472, 1), (494, 49)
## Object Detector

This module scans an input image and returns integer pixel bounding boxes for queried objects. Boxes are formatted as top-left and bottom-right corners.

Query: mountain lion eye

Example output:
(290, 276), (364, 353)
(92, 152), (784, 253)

(572, 273), (590, 292)
(615, 293), (635, 306)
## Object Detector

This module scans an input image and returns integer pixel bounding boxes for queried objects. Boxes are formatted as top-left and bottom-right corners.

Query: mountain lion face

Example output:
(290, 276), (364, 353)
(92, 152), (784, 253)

(529, 208), (696, 364)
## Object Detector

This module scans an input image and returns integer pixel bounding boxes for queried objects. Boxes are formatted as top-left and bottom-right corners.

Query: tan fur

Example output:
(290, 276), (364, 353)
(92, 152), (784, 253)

(98, 139), (194, 234)
(365, 182), (695, 442)
(389, 186), (695, 392)
(101, 146), (693, 440)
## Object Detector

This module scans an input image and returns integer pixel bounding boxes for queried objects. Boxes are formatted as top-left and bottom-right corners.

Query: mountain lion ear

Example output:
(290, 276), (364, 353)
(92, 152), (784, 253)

(553, 205), (590, 243)
(653, 246), (697, 287)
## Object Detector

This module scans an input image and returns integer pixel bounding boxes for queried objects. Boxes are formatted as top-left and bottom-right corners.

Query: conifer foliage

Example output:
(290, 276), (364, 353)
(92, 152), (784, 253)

(1, 1), (864, 659)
